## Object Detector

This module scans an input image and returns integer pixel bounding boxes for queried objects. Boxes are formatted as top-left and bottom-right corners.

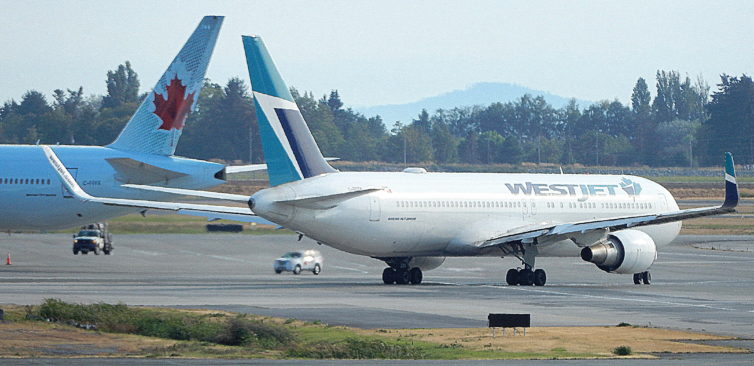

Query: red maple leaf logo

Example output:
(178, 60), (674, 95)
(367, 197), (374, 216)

(153, 75), (195, 130)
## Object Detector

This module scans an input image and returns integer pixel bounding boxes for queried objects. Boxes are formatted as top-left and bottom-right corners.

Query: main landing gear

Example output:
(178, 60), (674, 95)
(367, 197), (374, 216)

(506, 267), (546, 286)
(505, 243), (546, 286)
(633, 271), (651, 285)
(381, 257), (423, 285)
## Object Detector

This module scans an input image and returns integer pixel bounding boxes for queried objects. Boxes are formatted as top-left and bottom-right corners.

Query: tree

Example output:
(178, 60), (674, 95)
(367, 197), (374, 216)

(703, 74), (754, 164)
(102, 61), (140, 109)
(430, 120), (458, 163)
(18, 91), (52, 115)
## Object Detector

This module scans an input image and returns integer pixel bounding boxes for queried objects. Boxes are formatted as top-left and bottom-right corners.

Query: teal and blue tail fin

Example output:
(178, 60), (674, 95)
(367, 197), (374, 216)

(108, 16), (223, 156)
(242, 35), (336, 186)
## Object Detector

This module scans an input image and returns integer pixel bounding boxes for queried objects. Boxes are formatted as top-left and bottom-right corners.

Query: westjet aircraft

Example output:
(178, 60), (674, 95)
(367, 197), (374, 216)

(43, 35), (739, 287)
(0, 16), (263, 230)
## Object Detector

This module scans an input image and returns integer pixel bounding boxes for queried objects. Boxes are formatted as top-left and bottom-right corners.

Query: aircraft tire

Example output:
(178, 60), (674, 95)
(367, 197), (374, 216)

(641, 271), (651, 285)
(633, 273), (642, 284)
(409, 268), (423, 285)
(518, 269), (534, 286)
(382, 268), (395, 284)
(506, 269), (519, 285)
(395, 269), (410, 285)
(533, 269), (547, 286)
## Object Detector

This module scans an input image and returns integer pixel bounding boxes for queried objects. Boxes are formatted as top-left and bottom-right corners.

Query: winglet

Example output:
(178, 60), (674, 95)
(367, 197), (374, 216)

(723, 152), (738, 209)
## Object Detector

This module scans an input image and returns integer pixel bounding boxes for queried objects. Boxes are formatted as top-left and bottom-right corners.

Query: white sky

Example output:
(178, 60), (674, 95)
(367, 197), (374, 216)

(1, 1), (752, 107)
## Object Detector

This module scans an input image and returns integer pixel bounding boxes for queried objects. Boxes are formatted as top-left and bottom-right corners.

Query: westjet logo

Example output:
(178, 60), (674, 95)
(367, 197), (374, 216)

(505, 180), (642, 197)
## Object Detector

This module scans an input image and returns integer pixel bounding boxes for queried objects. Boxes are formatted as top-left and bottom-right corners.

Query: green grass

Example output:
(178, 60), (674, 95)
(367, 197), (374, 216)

(15, 300), (605, 360)
(53, 213), (292, 235)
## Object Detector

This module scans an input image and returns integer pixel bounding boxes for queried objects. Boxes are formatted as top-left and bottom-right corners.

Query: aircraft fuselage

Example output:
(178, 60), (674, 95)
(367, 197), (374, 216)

(251, 171), (682, 258)
(0, 145), (224, 230)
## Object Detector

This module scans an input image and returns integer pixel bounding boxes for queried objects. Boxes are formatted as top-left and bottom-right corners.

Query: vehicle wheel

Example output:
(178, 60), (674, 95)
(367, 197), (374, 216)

(312, 264), (321, 275)
(73, 250), (79, 255)
(409, 268), (423, 285)
(506, 269), (519, 286)
(395, 269), (410, 285)
(275, 269), (282, 274)
(641, 271), (651, 285)
(382, 268), (395, 284)
(93, 248), (99, 255)
(518, 269), (535, 286)
(103, 249), (111, 255)
(533, 269), (547, 286)
(293, 265), (302, 275)
(633, 273), (642, 285)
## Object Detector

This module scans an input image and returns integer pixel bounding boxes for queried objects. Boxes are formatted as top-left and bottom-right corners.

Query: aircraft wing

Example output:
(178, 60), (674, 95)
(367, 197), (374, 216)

(479, 152), (739, 250)
(42, 146), (273, 224)
(122, 184), (250, 202)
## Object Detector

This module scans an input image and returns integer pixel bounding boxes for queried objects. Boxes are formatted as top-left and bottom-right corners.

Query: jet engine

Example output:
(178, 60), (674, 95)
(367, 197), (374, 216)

(580, 229), (657, 274)
(409, 256), (446, 271)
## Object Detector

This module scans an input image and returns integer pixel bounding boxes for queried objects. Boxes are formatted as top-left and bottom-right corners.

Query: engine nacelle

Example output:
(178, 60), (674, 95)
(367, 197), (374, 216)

(409, 256), (446, 271)
(580, 229), (657, 274)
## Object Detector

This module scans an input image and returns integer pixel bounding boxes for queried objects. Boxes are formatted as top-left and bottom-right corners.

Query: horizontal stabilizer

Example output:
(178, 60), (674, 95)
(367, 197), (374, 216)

(106, 158), (187, 184)
(277, 187), (384, 209)
(225, 158), (338, 175)
(225, 164), (268, 174)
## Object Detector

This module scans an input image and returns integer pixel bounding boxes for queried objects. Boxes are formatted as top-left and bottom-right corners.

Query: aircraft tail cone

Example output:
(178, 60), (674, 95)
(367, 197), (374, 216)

(5, 252), (10, 265)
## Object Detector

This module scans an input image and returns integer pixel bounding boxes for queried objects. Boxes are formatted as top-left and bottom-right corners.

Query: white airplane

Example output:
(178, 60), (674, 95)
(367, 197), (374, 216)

(0, 17), (270, 231)
(43, 35), (739, 287)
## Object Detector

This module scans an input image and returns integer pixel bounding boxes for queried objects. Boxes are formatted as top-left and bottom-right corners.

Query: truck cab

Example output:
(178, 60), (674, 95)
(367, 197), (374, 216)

(72, 223), (113, 255)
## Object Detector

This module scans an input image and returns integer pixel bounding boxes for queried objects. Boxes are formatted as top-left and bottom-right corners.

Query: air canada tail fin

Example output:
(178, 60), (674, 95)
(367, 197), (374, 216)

(108, 16), (223, 156)
(242, 35), (336, 187)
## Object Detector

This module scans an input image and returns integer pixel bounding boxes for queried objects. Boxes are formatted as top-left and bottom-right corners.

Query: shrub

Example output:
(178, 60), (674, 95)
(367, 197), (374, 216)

(616, 322), (632, 327)
(216, 316), (293, 347)
(613, 345), (632, 356)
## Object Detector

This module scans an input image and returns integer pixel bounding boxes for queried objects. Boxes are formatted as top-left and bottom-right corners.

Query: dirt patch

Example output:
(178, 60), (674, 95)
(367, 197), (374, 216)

(364, 326), (745, 357)
(0, 321), (174, 357)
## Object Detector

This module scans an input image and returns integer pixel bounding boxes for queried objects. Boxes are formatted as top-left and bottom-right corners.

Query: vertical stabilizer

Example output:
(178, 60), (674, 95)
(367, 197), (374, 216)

(242, 35), (336, 186)
(108, 16), (223, 156)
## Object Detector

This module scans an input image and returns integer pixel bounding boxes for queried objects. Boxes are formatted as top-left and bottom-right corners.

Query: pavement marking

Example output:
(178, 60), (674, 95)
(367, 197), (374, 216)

(328, 265), (370, 274)
(430, 281), (745, 312)
(131, 249), (162, 256)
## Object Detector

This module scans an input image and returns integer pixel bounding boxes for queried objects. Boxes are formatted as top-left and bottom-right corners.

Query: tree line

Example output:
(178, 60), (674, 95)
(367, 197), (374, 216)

(1, 62), (752, 167)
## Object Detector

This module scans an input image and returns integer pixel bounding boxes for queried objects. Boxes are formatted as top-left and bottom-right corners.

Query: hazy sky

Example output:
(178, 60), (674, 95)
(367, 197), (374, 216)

(1, 1), (752, 108)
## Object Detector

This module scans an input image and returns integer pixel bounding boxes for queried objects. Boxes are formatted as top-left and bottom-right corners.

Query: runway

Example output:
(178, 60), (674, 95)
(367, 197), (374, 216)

(1, 233), (753, 342)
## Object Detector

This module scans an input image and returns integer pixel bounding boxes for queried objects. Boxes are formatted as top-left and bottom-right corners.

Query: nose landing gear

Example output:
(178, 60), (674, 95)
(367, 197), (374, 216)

(633, 271), (651, 285)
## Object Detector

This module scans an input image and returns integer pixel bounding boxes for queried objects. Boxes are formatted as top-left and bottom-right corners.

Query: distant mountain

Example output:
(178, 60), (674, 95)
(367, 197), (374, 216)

(354, 82), (592, 124)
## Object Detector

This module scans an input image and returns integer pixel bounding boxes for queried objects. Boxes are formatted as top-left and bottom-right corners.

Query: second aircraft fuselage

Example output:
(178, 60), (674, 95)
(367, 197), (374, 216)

(0, 145), (225, 230)
(252, 171), (682, 258)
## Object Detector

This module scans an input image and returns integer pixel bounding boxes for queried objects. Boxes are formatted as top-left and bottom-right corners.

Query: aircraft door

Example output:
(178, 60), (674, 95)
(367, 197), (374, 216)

(62, 168), (78, 198)
(530, 199), (537, 216)
(369, 196), (381, 221)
